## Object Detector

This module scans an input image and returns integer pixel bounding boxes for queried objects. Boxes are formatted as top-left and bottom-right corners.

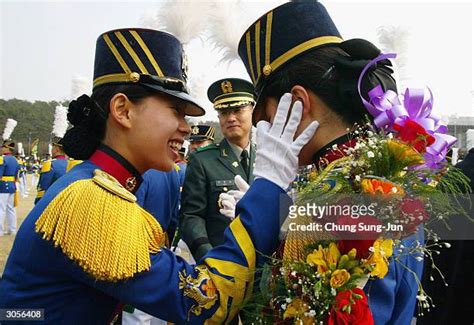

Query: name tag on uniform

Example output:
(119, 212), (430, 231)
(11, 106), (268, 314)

(215, 180), (234, 187)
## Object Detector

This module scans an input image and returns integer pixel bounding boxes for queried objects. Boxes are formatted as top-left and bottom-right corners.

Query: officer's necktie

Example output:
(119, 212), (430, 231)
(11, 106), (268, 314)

(240, 149), (249, 178)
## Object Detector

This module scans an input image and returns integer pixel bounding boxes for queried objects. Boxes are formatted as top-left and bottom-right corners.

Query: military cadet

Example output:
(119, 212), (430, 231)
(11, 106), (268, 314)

(0, 140), (20, 236)
(30, 159), (41, 187)
(15, 152), (28, 198)
(35, 106), (70, 204)
(34, 137), (68, 204)
(234, 2), (423, 323)
(179, 78), (257, 262)
(188, 124), (216, 154)
(0, 27), (317, 323)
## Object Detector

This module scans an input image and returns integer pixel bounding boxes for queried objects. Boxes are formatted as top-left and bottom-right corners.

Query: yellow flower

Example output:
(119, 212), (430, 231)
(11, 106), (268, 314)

(387, 140), (424, 166)
(307, 245), (328, 274)
(367, 254), (389, 278)
(364, 239), (394, 278)
(347, 248), (357, 260)
(283, 298), (309, 320)
(377, 239), (394, 258)
(327, 242), (341, 270)
(330, 269), (351, 288)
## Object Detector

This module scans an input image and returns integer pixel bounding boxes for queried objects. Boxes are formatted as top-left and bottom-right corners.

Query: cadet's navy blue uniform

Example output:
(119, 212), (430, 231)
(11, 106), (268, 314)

(0, 146), (286, 323)
(35, 156), (68, 204)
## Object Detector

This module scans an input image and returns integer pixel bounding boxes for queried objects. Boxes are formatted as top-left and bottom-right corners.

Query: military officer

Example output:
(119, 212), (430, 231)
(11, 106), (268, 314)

(179, 78), (256, 262)
(0, 140), (20, 236)
(0, 27), (317, 323)
(34, 137), (68, 204)
(188, 124), (215, 154)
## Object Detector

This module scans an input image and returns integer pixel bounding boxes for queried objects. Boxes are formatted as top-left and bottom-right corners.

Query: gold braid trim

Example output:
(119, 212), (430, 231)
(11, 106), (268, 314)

(283, 157), (351, 262)
(35, 170), (165, 281)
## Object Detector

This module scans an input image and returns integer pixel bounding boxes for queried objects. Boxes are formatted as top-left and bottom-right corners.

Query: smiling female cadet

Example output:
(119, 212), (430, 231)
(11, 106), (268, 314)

(0, 28), (317, 324)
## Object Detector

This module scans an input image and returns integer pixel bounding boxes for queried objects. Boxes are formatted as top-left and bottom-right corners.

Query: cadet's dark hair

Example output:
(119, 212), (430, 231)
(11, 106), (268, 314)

(62, 85), (156, 160)
(260, 39), (397, 126)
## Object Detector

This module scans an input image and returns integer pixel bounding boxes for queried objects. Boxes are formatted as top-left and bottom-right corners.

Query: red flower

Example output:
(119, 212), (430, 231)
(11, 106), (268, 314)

(335, 215), (380, 259)
(328, 288), (374, 325)
(338, 239), (375, 259)
(399, 198), (428, 236)
(394, 120), (435, 153)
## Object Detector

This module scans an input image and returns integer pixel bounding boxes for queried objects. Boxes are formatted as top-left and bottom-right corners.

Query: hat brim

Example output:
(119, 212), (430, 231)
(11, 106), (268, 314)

(141, 83), (205, 117)
(189, 136), (213, 142)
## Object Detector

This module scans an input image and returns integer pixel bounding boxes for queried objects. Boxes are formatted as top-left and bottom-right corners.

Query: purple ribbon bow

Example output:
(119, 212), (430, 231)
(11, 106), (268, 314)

(357, 53), (457, 169)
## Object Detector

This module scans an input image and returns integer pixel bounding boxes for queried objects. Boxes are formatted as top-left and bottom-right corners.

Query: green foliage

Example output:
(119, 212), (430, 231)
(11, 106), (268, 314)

(0, 98), (69, 156)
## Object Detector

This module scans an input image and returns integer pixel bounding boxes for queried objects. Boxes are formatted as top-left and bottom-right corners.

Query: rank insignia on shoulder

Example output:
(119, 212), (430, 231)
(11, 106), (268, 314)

(93, 169), (136, 202)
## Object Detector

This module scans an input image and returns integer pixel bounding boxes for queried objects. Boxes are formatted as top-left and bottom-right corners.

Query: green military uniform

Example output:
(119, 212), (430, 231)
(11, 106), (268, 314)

(179, 78), (256, 261)
(179, 139), (256, 261)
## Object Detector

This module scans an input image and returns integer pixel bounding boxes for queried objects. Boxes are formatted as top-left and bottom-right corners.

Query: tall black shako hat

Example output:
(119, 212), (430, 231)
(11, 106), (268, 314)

(93, 28), (205, 116)
(189, 125), (216, 142)
(207, 78), (255, 110)
(238, 1), (342, 102)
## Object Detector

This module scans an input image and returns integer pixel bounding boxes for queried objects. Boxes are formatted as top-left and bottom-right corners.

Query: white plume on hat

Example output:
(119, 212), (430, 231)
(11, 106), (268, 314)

(377, 25), (411, 89)
(2, 118), (17, 141)
(52, 105), (68, 138)
(141, 0), (212, 44)
(207, 1), (286, 64)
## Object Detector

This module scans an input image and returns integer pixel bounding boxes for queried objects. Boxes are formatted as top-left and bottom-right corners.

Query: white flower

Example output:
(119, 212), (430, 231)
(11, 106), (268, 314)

(388, 133), (394, 139)
(281, 303), (287, 310)
(367, 131), (374, 137)
(391, 187), (398, 193)
(331, 288), (337, 296)
(309, 310), (316, 317)
(355, 175), (361, 182)
(286, 297), (292, 303)
(416, 294), (427, 302)
(367, 151), (375, 158)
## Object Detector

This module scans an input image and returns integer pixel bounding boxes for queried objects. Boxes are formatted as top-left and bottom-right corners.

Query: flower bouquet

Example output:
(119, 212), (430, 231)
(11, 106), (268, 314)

(242, 54), (470, 324)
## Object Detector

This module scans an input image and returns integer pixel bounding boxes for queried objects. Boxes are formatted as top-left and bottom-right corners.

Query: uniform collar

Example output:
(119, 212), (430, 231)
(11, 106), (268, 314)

(227, 140), (251, 159)
(53, 155), (67, 160)
(90, 145), (143, 193)
(3, 152), (12, 156)
(312, 133), (356, 167)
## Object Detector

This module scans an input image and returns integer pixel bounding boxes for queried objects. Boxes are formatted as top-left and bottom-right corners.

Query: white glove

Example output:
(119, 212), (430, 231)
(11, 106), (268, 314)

(219, 175), (250, 219)
(253, 93), (319, 190)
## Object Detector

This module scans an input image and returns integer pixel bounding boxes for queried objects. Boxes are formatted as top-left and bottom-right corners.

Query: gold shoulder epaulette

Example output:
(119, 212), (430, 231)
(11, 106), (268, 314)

(35, 169), (165, 281)
(40, 160), (52, 173)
